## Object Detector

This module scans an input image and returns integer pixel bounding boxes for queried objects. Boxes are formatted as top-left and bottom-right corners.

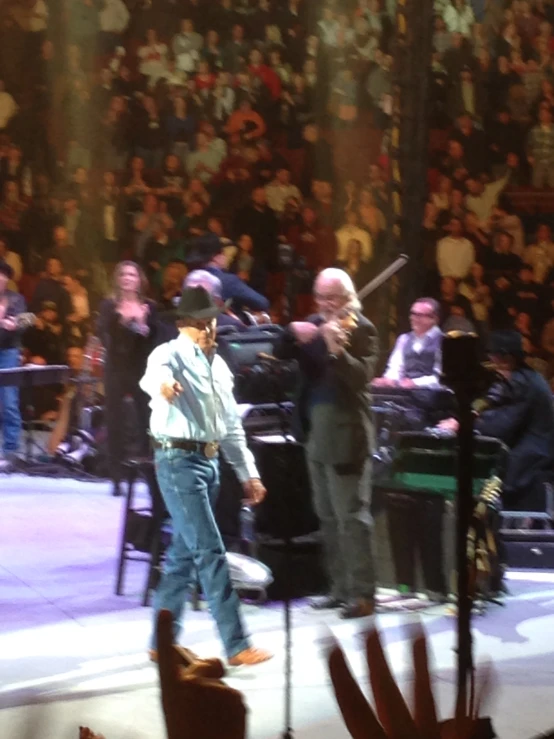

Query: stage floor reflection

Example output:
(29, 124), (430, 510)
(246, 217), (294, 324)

(1, 474), (554, 739)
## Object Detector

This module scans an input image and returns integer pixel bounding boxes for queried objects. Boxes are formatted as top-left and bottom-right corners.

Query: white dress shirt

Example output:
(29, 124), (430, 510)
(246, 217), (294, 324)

(384, 326), (442, 387)
(140, 333), (258, 483)
(465, 173), (509, 227)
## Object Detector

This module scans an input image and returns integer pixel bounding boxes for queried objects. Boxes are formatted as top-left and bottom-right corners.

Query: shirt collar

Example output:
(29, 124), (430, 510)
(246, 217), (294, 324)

(413, 325), (441, 341)
(176, 331), (202, 358)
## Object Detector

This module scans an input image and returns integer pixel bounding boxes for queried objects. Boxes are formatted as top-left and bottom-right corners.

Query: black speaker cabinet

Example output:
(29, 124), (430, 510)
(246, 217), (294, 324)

(503, 531), (554, 569)
(256, 538), (328, 600)
(250, 437), (320, 540)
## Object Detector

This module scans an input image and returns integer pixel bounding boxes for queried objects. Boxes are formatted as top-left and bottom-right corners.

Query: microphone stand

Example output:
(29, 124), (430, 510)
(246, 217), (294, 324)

(258, 358), (295, 739)
(441, 333), (497, 734)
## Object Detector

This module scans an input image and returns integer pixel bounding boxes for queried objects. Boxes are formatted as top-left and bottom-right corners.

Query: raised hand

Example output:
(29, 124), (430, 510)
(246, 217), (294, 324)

(156, 610), (247, 739)
(327, 625), (495, 739)
(320, 319), (346, 355)
(0, 316), (17, 331)
(290, 321), (319, 344)
(136, 301), (150, 325)
(79, 728), (106, 739)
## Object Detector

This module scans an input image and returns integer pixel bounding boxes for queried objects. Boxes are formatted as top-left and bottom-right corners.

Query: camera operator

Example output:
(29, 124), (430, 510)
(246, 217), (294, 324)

(278, 267), (379, 619)
(187, 235), (270, 318)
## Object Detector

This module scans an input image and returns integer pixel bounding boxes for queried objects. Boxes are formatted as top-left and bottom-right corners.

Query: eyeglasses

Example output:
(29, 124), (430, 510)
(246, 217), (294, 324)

(410, 311), (434, 318)
(314, 292), (345, 302)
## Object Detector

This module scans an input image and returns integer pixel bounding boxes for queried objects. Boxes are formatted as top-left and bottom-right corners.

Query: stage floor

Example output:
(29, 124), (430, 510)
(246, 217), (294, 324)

(2, 474), (554, 739)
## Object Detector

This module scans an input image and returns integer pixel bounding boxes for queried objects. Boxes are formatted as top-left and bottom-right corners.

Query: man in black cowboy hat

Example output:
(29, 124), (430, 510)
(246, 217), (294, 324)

(186, 234), (270, 315)
(0, 260), (26, 468)
(140, 286), (272, 666)
(440, 330), (554, 509)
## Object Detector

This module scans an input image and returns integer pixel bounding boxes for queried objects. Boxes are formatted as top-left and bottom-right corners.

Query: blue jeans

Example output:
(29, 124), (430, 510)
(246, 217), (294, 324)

(0, 348), (22, 453)
(151, 448), (250, 658)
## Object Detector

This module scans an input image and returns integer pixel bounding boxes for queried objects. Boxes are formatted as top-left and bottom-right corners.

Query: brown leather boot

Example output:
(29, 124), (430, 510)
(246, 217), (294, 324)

(228, 647), (273, 666)
(149, 645), (226, 678)
(339, 598), (375, 620)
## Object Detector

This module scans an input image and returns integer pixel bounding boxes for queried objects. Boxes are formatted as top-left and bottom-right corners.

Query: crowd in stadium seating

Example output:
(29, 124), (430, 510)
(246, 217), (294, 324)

(425, 0), (554, 379)
(2, 0), (554, 423)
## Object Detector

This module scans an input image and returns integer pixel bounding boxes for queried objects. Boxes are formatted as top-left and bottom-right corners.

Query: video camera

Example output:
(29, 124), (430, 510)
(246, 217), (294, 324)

(217, 327), (299, 405)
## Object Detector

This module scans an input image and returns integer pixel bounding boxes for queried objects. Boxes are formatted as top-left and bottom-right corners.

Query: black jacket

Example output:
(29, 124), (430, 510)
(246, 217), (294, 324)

(205, 266), (270, 313)
(279, 313), (379, 465)
(477, 366), (554, 508)
(97, 298), (158, 379)
(30, 278), (72, 324)
(0, 290), (27, 350)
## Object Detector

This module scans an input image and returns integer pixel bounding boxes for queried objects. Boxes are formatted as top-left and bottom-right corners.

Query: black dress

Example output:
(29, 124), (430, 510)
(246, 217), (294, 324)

(97, 298), (158, 485)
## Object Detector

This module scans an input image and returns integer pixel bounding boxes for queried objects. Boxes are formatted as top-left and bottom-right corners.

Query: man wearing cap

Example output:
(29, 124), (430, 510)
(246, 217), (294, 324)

(140, 286), (272, 666)
(439, 330), (554, 509)
(0, 260), (26, 467)
(187, 234), (270, 315)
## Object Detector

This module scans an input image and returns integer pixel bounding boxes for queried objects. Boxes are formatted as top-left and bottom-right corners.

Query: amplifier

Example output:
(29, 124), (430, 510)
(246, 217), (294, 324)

(504, 541), (554, 569)
(373, 489), (455, 596)
(503, 530), (554, 569)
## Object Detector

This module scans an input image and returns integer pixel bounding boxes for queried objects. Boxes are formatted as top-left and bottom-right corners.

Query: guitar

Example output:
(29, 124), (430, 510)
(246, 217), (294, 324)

(16, 312), (37, 330)
(0, 312), (36, 330)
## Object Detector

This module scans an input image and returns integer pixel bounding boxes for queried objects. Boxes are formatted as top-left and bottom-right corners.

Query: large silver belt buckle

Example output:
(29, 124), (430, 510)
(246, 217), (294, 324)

(204, 442), (219, 459)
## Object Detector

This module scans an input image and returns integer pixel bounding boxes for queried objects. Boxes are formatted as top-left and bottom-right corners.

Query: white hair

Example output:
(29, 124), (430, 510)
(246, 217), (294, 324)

(315, 268), (361, 310)
(184, 269), (223, 300)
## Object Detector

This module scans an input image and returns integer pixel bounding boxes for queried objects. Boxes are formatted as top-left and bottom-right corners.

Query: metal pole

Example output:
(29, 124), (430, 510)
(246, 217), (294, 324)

(455, 394), (475, 718)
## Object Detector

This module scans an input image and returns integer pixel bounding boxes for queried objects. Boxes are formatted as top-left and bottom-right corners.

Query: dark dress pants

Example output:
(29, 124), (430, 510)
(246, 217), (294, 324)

(307, 456), (376, 602)
(104, 370), (151, 484)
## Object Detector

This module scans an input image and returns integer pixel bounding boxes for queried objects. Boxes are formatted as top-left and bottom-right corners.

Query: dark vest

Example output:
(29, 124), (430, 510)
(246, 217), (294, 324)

(403, 329), (442, 380)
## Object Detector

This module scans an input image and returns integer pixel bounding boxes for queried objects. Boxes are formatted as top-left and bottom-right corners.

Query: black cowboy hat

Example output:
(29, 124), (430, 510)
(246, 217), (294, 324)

(0, 260), (14, 280)
(184, 234), (234, 268)
(172, 286), (224, 320)
(487, 330), (525, 358)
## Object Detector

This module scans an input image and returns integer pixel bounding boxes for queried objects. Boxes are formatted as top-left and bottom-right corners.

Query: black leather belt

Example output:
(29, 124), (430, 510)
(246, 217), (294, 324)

(152, 438), (220, 458)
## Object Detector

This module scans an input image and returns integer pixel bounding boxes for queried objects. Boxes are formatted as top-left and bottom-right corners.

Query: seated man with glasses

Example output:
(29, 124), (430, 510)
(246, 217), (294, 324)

(373, 298), (442, 389)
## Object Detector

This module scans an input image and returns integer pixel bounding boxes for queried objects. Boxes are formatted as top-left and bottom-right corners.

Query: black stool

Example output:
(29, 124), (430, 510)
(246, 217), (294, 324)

(115, 457), (170, 606)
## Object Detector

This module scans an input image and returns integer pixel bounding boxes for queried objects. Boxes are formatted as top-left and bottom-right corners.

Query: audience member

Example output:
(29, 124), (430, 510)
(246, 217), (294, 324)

(0, 234), (21, 291)
(30, 256), (72, 324)
(525, 223), (554, 283)
(436, 215), (475, 279)
(335, 210), (372, 262)
(1, 0), (554, 418)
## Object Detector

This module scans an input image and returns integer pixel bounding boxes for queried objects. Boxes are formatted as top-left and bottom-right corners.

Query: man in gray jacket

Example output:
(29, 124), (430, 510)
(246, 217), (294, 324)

(280, 268), (379, 618)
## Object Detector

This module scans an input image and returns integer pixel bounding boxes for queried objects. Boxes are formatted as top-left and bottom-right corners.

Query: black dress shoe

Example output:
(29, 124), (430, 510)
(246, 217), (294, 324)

(340, 599), (375, 620)
(309, 595), (346, 610)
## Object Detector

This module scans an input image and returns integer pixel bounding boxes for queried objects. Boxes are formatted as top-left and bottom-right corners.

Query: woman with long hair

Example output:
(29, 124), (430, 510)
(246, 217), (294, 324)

(97, 261), (158, 496)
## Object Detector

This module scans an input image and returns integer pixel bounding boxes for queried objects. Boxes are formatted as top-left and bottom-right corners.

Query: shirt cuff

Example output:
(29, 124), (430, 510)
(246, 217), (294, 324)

(233, 461), (259, 484)
(412, 376), (440, 388)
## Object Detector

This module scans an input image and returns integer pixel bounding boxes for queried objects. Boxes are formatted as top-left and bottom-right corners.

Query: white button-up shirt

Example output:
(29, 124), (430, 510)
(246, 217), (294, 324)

(384, 325), (443, 387)
(140, 333), (258, 482)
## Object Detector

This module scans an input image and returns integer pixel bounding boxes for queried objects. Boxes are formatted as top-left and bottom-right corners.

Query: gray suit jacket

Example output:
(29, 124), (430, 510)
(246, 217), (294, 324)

(280, 313), (379, 466)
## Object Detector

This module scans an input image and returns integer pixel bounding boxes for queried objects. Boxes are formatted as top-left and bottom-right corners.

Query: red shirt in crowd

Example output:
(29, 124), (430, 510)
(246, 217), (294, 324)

(247, 63), (282, 100)
(194, 72), (216, 91)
